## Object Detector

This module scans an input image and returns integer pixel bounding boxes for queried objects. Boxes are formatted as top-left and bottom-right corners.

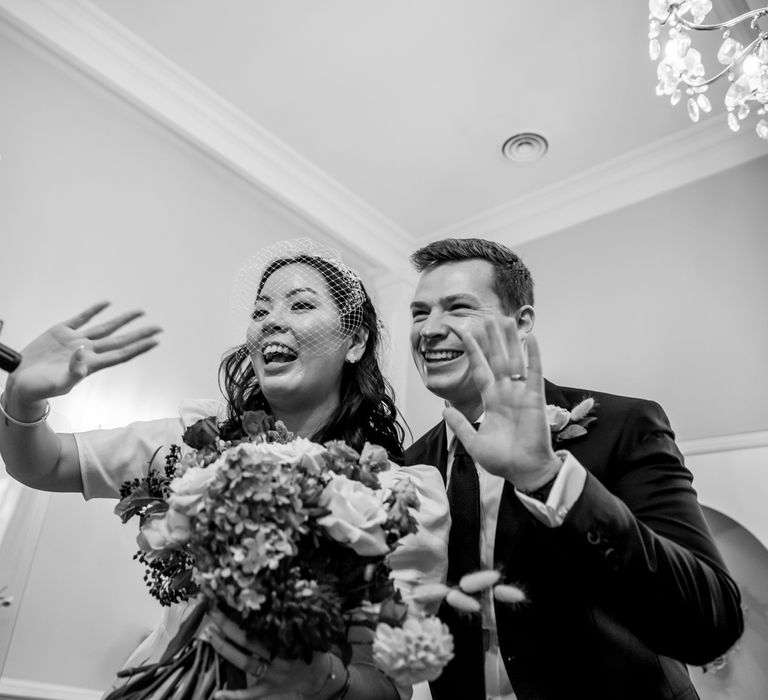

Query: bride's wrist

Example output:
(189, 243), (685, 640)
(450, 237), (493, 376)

(1, 383), (50, 426)
(304, 655), (350, 700)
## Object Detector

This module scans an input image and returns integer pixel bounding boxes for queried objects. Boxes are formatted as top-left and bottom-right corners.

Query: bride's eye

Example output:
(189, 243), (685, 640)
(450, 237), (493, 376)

(251, 307), (268, 320)
(291, 300), (316, 312)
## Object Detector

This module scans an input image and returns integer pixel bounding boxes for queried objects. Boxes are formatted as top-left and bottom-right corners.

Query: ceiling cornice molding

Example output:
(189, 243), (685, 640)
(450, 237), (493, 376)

(428, 118), (766, 247)
(0, 0), (413, 273)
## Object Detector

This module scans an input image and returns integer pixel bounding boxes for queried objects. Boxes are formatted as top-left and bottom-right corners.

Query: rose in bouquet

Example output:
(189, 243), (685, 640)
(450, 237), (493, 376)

(108, 410), (454, 698)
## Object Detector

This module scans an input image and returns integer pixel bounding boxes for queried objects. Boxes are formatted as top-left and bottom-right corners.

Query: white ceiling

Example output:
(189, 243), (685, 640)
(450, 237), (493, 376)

(88, 0), (684, 236)
(2, 0), (766, 271)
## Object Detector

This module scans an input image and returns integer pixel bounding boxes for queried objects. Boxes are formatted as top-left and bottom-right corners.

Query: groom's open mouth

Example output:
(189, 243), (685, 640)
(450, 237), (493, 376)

(422, 349), (463, 365)
(262, 342), (299, 364)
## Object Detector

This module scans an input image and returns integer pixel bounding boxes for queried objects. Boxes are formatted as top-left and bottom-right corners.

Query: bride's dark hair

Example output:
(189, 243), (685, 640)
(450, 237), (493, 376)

(218, 255), (405, 463)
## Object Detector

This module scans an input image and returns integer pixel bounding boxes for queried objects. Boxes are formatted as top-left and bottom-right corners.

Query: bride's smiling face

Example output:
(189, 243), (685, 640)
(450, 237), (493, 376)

(246, 262), (355, 412)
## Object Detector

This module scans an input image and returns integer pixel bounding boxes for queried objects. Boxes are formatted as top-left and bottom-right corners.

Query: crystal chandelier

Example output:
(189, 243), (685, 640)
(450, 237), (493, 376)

(649, 0), (768, 139)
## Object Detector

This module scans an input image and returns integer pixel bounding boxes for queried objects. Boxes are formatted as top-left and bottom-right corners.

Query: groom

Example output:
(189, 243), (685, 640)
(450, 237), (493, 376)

(404, 238), (743, 700)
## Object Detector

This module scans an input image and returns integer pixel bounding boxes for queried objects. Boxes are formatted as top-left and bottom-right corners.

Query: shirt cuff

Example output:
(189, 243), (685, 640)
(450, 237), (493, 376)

(515, 451), (586, 527)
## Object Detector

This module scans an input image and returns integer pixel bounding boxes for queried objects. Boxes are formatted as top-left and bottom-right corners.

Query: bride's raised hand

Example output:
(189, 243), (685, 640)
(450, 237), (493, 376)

(7, 301), (162, 406)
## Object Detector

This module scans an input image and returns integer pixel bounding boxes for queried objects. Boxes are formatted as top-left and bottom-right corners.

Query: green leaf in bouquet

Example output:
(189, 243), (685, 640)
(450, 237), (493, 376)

(158, 602), (207, 664)
(169, 566), (195, 592)
(114, 491), (166, 524)
(138, 500), (171, 524)
(182, 416), (220, 450)
(368, 577), (397, 605)
(378, 596), (409, 627)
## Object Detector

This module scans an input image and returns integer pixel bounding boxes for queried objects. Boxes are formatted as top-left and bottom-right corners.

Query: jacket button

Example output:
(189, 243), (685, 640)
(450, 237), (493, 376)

(587, 530), (601, 545)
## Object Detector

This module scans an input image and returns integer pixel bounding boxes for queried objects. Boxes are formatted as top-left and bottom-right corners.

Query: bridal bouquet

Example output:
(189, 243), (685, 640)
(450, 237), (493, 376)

(108, 411), (454, 698)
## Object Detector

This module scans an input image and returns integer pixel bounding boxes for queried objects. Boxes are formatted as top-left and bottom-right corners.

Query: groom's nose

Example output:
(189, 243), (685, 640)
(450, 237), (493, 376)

(419, 308), (448, 339)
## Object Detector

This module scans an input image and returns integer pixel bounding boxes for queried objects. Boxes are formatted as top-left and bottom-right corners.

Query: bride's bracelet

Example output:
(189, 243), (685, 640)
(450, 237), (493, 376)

(0, 392), (50, 427)
(307, 655), (351, 700)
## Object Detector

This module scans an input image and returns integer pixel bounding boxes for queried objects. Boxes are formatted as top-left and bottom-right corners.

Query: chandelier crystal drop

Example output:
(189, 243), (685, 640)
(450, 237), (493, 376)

(649, 0), (768, 139)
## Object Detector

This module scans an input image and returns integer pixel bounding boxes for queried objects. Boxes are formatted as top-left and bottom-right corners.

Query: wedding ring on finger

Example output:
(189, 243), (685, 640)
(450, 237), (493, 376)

(247, 657), (269, 681)
(509, 373), (527, 381)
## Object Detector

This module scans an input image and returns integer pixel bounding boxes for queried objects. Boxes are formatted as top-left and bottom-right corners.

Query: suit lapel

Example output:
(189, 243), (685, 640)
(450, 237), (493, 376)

(544, 378), (568, 410)
(405, 420), (449, 484)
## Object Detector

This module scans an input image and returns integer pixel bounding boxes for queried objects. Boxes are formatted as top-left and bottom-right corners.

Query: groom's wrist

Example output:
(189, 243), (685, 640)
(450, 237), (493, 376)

(517, 455), (564, 499)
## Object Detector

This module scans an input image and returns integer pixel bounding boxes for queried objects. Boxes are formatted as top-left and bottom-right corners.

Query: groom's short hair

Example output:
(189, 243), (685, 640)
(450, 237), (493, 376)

(410, 238), (534, 314)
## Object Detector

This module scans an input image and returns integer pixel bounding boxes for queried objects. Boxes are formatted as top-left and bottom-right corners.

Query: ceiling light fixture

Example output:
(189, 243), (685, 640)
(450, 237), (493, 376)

(501, 133), (549, 163)
(649, 0), (768, 139)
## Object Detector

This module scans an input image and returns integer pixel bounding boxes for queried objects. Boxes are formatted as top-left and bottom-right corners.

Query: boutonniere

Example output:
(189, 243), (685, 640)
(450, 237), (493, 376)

(546, 397), (597, 444)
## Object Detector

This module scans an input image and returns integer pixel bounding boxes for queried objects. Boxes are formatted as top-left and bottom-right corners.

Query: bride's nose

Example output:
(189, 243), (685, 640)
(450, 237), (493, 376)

(261, 305), (289, 334)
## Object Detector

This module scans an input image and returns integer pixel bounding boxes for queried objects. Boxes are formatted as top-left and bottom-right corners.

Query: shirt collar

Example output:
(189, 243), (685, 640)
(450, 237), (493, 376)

(445, 411), (485, 449)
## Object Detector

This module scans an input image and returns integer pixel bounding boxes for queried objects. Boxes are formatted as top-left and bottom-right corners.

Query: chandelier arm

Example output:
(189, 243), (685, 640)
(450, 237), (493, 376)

(681, 33), (768, 88)
(663, 6), (768, 32)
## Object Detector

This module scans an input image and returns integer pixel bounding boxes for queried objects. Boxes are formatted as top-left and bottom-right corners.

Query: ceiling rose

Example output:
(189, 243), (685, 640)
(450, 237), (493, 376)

(501, 133), (549, 163)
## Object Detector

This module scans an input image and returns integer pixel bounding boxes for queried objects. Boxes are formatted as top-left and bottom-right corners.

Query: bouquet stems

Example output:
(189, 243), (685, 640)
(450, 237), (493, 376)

(105, 602), (247, 700)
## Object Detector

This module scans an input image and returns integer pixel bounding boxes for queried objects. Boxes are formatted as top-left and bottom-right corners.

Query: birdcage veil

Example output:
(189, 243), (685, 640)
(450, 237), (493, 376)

(231, 238), (366, 358)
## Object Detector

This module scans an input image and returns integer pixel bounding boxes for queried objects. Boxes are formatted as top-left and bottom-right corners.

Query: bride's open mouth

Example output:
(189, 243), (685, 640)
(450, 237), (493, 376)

(262, 342), (299, 364)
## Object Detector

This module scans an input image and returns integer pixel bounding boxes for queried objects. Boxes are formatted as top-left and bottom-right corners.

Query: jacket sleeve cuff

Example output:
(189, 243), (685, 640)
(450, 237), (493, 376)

(515, 450), (586, 527)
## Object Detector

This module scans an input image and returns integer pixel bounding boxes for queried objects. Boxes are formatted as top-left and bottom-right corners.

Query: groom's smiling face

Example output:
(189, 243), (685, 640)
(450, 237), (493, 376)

(409, 258), (506, 415)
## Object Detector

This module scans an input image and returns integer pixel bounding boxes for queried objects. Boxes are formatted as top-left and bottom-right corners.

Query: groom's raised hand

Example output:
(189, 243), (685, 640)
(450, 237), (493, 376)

(443, 315), (561, 492)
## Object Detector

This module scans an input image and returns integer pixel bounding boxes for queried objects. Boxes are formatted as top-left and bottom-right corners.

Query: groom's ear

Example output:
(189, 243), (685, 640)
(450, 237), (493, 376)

(515, 305), (535, 337)
(345, 325), (370, 364)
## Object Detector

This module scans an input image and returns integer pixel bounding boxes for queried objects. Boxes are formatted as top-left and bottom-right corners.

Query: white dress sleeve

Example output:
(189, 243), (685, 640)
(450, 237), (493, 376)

(381, 464), (450, 616)
(74, 398), (224, 500)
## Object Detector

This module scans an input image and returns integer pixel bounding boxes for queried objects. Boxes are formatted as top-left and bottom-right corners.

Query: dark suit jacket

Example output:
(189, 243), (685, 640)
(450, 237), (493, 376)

(405, 380), (743, 700)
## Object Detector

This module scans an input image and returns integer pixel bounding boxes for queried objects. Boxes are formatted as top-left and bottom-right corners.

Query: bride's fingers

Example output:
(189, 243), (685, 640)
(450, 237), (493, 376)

(202, 627), (267, 676)
(207, 609), (271, 658)
(92, 326), (162, 353)
(88, 337), (159, 372)
(68, 345), (89, 381)
(84, 310), (148, 341)
(62, 301), (111, 330)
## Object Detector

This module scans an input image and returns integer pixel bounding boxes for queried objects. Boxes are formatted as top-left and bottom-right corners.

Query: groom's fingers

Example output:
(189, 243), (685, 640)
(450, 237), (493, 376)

(449, 324), (493, 391)
(524, 334), (545, 391)
(444, 406), (477, 450)
(497, 316), (527, 378)
(483, 316), (512, 379)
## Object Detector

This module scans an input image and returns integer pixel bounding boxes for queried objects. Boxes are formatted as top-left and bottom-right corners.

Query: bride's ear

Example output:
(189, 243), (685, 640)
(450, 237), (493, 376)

(345, 326), (370, 364)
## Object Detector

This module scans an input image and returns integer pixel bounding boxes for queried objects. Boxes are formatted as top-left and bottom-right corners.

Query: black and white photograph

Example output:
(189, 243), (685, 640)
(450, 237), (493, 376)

(1, 2), (767, 699)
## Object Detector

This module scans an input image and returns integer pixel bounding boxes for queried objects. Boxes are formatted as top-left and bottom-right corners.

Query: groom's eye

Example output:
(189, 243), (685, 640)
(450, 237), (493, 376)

(449, 303), (471, 313)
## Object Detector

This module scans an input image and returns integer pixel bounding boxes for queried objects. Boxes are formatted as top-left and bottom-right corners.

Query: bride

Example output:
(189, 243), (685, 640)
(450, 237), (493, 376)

(0, 240), (449, 700)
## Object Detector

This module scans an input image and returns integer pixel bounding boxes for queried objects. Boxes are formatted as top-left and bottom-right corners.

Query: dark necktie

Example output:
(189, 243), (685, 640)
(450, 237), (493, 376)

(431, 427), (486, 700)
(446, 429), (481, 583)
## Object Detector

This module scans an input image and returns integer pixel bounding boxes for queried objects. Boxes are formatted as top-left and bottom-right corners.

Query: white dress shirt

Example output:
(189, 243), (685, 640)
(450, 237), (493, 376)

(445, 417), (587, 700)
